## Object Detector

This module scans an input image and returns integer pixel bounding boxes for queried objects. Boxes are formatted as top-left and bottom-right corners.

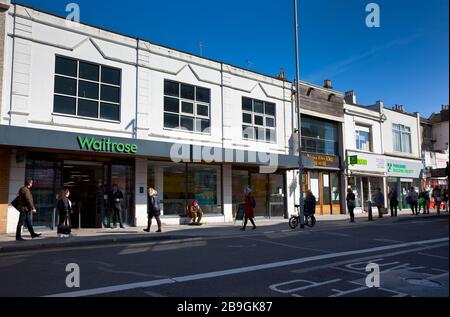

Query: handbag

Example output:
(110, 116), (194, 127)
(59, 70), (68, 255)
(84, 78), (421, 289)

(11, 197), (20, 212)
(380, 207), (389, 215)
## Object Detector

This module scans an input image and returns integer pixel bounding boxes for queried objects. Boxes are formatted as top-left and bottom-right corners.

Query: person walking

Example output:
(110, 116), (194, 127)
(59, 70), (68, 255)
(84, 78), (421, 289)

(442, 188), (449, 213)
(374, 188), (385, 219)
(346, 188), (356, 223)
(57, 189), (72, 226)
(408, 187), (419, 215)
(15, 178), (41, 241)
(144, 187), (162, 233)
(388, 187), (399, 217)
(432, 186), (442, 215)
(241, 186), (256, 231)
(108, 184), (124, 229)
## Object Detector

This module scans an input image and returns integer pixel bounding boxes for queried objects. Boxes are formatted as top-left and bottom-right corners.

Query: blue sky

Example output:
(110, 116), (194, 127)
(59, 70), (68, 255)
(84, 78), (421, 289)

(16, 0), (449, 117)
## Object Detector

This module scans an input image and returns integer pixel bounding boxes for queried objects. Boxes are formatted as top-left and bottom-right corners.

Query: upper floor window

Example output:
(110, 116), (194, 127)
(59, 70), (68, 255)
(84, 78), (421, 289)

(393, 123), (412, 153)
(53, 56), (121, 121)
(164, 80), (211, 134)
(355, 125), (372, 152)
(301, 116), (338, 155)
(242, 97), (276, 143)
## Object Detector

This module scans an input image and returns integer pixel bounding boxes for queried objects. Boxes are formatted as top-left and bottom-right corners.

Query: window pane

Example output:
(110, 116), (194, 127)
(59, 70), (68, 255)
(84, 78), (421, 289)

(101, 85), (120, 103)
(78, 80), (99, 99)
(55, 76), (77, 96)
(55, 56), (77, 77)
(164, 97), (179, 113)
(181, 102), (194, 114)
(197, 104), (209, 117)
(255, 127), (265, 140)
(196, 87), (210, 103)
(242, 97), (253, 111)
(266, 117), (275, 127)
(181, 116), (194, 131)
(164, 80), (179, 97)
(101, 66), (121, 85)
(164, 113), (179, 129)
(200, 119), (210, 133)
(254, 100), (264, 114)
(79, 62), (99, 81)
(265, 102), (275, 116)
(243, 113), (252, 124)
(100, 103), (120, 121)
(181, 84), (195, 100)
(54, 95), (76, 115)
(243, 125), (254, 139)
(266, 129), (275, 142)
(254, 115), (264, 126)
(78, 99), (98, 118)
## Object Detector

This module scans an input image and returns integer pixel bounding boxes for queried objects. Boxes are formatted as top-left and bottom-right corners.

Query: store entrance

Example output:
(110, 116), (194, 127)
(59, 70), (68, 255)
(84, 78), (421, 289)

(63, 162), (104, 229)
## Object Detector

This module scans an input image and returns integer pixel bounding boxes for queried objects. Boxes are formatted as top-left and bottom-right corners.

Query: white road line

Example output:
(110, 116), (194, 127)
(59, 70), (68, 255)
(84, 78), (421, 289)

(374, 239), (404, 243)
(322, 232), (353, 238)
(418, 252), (449, 260)
(243, 237), (331, 254)
(44, 237), (449, 297)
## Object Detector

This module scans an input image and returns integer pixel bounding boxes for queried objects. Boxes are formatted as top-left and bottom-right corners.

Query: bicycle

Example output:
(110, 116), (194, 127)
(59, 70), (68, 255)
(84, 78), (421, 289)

(289, 205), (316, 229)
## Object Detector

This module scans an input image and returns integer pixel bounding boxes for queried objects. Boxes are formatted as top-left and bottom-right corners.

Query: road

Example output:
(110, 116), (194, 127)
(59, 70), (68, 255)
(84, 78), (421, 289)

(0, 216), (448, 297)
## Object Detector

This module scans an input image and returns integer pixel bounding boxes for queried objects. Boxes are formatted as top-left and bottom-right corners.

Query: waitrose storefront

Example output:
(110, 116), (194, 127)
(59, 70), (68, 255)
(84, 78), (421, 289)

(0, 126), (297, 233)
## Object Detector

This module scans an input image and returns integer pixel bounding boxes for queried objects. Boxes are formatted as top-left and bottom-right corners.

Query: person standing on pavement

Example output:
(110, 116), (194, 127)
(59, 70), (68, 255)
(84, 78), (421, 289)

(15, 178), (41, 241)
(108, 184), (124, 229)
(241, 186), (256, 231)
(374, 188), (385, 219)
(346, 188), (356, 223)
(304, 190), (317, 218)
(144, 187), (162, 233)
(388, 187), (399, 217)
(432, 186), (442, 215)
(408, 187), (419, 215)
(442, 188), (449, 213)
(57, 189), (72, 226)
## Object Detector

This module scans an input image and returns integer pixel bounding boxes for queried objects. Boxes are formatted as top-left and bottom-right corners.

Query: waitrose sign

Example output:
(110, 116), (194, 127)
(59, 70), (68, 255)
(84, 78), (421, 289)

(77, 136), (138, 154)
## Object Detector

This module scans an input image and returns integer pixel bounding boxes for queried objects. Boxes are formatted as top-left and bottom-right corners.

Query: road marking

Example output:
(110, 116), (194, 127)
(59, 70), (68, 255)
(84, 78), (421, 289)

(244, 236), (331, 254)
(374, 239), (404, 243)
(44, 237), (449, 297)
(322, 232), (353, 238)
(418, 252), (449, 260)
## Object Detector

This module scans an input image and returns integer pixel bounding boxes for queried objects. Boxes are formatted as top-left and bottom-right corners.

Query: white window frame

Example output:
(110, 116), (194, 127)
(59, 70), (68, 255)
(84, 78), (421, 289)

(392, 123), (412, 153)
(242, 97), (277, 143)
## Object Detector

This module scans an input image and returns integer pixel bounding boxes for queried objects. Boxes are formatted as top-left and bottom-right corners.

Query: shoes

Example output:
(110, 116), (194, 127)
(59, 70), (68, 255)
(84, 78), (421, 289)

(240, 228), (246, 231)
(252, 226), (257, 230)
(16, 237), (26, 241)
(31, 233), (42, 239)
(120, 226), (125, 229)
(143, 228), (150, 233)
(156, 229), (162, 233)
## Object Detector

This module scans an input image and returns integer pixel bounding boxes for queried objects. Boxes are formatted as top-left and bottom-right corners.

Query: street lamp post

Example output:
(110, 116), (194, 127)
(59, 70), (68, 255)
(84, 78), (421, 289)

(294, 0), (305, 229)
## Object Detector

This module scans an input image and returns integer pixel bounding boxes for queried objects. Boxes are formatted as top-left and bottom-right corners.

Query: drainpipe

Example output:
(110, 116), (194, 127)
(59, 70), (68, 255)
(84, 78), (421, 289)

(8, 4), (16, 125)
(135, 38), (139, 140)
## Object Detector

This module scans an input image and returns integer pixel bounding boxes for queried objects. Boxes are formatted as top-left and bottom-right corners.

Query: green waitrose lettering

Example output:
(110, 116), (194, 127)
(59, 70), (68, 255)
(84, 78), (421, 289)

(77, 136), (138, 154)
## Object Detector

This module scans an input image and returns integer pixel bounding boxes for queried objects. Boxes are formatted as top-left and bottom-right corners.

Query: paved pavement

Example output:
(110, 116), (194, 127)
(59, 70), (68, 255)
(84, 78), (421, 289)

(0, 212), (448, 297)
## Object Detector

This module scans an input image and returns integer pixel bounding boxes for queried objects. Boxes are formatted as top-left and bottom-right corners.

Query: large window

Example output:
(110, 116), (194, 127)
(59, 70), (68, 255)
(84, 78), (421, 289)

(355, 125), (372, 151)
(301, 116), (338, 155)
(242, 97), (276, 143)
(393, 124), (412, 153)
(163, 80), (211, 134)
(53, 56), (121, 121)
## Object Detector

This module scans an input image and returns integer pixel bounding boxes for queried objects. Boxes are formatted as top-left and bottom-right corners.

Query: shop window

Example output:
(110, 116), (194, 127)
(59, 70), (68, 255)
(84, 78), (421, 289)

(53, 56), (121, 122)
(242, 97), (276, 143)
(301, 116), (338, 155)
(163, 80), (211, 134)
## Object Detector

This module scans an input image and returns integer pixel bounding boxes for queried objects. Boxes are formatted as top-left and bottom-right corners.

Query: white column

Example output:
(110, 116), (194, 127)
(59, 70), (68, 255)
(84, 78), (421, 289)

(222, 165), (233, 222)
(287, 170), (297, 217)
(7, 150), (26, 234)
(135, 158), (148, 227)
(155, 165), (164, 215)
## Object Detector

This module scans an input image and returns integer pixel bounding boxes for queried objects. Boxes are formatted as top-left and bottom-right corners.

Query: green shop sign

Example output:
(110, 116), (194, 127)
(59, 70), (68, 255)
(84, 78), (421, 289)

(349, 155), (368, 166)
(387, 163), (414, 175)
(77, 136), (138, 154)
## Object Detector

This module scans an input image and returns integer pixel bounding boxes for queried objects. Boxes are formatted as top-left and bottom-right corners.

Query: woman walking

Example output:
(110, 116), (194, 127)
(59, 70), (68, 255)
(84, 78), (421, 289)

(144, 187), (162, 233)
(241, 186), (256, 231)
(346, 188), (356, 223)
(57, 189), (72, 236)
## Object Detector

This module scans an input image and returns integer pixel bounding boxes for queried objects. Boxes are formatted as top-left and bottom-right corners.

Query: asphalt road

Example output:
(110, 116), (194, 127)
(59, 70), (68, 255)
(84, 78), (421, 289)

(0, 216), (448, 297)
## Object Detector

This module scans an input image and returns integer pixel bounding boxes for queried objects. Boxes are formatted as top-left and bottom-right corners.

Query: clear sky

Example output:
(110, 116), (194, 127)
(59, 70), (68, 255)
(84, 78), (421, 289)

(15, 0), (449, 117)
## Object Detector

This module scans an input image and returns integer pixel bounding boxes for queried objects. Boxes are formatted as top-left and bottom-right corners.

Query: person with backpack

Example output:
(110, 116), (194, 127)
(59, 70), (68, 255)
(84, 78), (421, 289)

(144, 187), (162, 233)
(241, 186), (256, 231)
(346, 188), (356, 223)
(15, 178), (41, 241)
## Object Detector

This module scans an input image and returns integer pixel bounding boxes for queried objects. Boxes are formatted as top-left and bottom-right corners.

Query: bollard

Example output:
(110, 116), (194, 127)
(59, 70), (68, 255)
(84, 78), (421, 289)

(368, 201), (373, 221)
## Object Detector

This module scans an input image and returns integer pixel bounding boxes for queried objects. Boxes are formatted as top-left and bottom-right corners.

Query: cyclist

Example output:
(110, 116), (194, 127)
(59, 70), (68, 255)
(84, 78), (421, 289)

(304, 190), (316, 218)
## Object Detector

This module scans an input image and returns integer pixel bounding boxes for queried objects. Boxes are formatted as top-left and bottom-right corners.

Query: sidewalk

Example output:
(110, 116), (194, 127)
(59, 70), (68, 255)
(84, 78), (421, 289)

(0, 211), (447, 254)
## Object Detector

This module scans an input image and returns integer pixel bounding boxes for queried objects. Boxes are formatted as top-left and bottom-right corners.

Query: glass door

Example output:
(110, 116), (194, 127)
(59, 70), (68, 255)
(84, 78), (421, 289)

(268, 174), (286, 218)
(322, 172), (332, 215)
(251, 174), (268, 218)
(310, 171), (320, 214)
(111, 164), (135, 226)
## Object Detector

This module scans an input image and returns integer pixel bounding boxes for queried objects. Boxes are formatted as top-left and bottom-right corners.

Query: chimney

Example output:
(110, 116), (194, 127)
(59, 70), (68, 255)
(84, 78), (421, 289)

(324, 79), (333, 89)
(277, 70), (287, 81)
(376, 100), (384, 110)
(344, 91), (357, 105)
(442, 105), (449, 111)
(0, 0), (11, 10)
(393, 104), (405, 112)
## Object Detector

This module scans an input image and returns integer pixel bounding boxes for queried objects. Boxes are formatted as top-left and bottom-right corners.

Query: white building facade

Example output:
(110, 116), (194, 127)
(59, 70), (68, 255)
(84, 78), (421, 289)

(0, 4), (297, 233)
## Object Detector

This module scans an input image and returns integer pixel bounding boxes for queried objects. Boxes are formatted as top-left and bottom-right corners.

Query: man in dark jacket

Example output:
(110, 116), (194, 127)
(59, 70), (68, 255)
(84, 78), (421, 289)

(304, 190), (316, 215)
(16, 178), (41, 241)
(108, 184), (124, 229)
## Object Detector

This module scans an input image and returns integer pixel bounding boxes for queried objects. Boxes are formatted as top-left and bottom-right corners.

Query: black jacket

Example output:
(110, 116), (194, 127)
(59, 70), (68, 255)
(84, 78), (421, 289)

(108, 190), (124, 207)
(304, 194), (316, 215)
(57, 197), (72, 216)
(148, 194), (161, 217)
